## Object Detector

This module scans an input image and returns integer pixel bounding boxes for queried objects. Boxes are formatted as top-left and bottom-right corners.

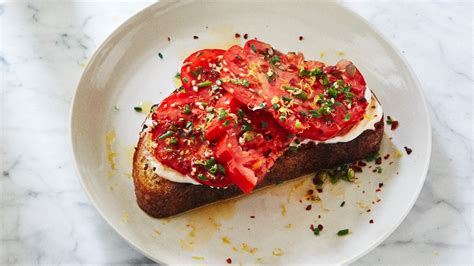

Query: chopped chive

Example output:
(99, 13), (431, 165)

(218, 109), (228, 120)
(261, 121), (268, 129)
(183, 104), (191, 114)
(198, 174), (208, 180)
(158, 130), (174, 140)
(321, 74), (329, 86)
(270, 55), (280, 65)
(295, 91), (308, 101)
(238, 109), (245, 120)
(158, 52), (163, 59)
(185, 121), (193, 128)
(175, 72), (180, 78)
(272, 103), (279, 110)
(169, 137), (178, 145)
(282, 85), (296, 91)
(241, 122), (253, 132)
(281, 95), (292, 102)
(113, 105), (120, 111)
(134, 106), (142, 112)
(242, 79), (249, 87)
(222, 120), (230, 126)
(310, 110), (321, 118)
(337, 229), (350, 236)
(295, 120), (302, 129)
(197, 80), (212, 88)
(196, 51), (203, 57)
(182, 77), (188, 83)
(191, 66), (203, 78)
(311, 67), (321, 76)
(299, 111), (308, 117)
(313, 227), (320, 235)
(386, 116), (393, 125)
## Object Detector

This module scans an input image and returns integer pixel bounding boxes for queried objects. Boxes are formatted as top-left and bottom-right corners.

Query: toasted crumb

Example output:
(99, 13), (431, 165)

(272, 248), (284, 256)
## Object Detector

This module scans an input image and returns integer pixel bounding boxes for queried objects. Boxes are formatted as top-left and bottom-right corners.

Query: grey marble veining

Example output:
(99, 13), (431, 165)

(1, 1), (472, 264)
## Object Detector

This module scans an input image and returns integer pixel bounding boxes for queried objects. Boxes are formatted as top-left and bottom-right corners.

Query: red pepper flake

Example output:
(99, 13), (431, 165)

(378, 183), (384, 188)
(358, 161), (367, 167)
(235, 33), (241, 38)
(351, 165), (363, 173)
(375, 188), (381, 192)
(362, 190), (366, 194)
(299, 199), (303, 203)
(299, 35), (304, 41)
(310, 224), (315, 231)
(317, 224), (324, 231)
(307, 189), (314, 195)
(226, 258), (232, 264)
(193, 35), (199, 39)
(167, 37), (171, 41)
(368, 165), (372, 169)
(372, 169), (377, 173)
(316, 188), (323, 193)
(375, 157), (382, 165)
(391, 120), (400, 130)
(250, 215), (255, 218)
(376, 198), (381, 203)
(306, 205), (312, 211)
(404, 146), (413, 155)
(366, 209), (371, 212)
(318, 215), (321, 219)
(384, 154), (390, 160)
(369, 219), (374, 224)
(389, 161), (394, 165)
(243, 33), (248, 39)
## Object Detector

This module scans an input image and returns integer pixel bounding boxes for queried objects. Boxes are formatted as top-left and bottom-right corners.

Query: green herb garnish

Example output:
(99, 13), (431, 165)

(158, 130), (174, 140)
(183, 104), (191, 114)
(337, 229), (350, 236)
(134, 106), (142, 112)
(197, 80), (212, 88)
(158, 52), (163, 59)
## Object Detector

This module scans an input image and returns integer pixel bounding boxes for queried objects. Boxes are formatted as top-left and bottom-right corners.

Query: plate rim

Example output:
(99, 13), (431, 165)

(69, 1), (432, 264)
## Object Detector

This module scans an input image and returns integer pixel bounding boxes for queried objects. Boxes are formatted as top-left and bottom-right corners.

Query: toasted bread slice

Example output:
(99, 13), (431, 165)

(132, 119), (384, 218)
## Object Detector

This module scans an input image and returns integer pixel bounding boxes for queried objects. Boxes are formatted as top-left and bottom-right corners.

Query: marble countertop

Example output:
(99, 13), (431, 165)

(1, 1), (472, 264)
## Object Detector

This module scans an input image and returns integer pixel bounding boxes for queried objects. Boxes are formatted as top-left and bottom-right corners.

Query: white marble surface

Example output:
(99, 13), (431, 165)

(1, 0), (472, 264)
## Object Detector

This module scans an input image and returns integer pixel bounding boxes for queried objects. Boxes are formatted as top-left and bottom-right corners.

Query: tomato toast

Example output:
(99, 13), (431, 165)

(132, 40), (384, 218)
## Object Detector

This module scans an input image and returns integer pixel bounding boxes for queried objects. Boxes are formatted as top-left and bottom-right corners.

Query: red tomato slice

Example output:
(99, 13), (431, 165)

(180, 49), (225, 92)
(221, 40), (369, 141)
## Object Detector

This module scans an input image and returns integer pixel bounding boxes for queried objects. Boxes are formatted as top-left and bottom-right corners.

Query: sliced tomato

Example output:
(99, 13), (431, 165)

(221, 40), (369, 141)
(180, 49), (225, 92)
(226, 159), (257, 194)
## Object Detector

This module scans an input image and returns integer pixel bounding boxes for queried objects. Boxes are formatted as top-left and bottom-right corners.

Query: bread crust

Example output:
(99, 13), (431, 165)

(133, 120), (384, 218)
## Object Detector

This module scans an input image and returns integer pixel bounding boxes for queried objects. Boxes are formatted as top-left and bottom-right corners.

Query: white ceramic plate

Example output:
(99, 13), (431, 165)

(70, 1), (431, 264)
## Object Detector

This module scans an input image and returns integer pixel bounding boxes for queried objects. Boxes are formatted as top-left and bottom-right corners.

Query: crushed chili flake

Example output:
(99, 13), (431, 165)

(378, 183), (384, 188)
(167, 37), (171, 41)
(318, 215), (321, 219)
(306, 205), (312, 211)
(316, 188), (323, 193)
(193, 35), (199, 39)
(299, 35), (304, 40)
(310, 224), (314, 231)
(389, 161), (393, 165)
(376, 188), (381, 192)
(250, 215), (255, 218)
(243, 33), (248, 39)
(362, 190), (366, 194)
(235, 33), (241, 38)
(369, 219), (374, 224)
(226, 258), (232, 264)
(375, 157), (382, 165)
(358, 161), (367, 167)
(318, 224), (324, 231)
(384, 154), (390, 160)
(366, 209), (371, 212)
(307, 189), (314, 195)
(404, 146), (413, 155)
(391, 120), (399, 130)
